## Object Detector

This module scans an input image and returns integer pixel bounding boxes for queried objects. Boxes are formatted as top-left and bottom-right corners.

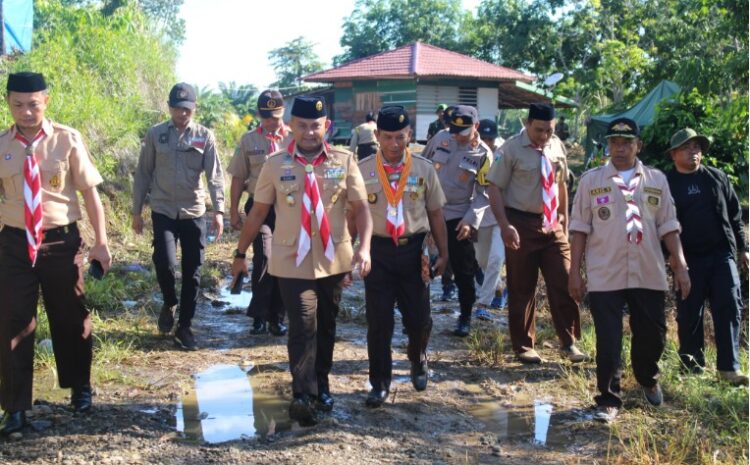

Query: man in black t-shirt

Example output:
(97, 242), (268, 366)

(666, 128), (749, 386)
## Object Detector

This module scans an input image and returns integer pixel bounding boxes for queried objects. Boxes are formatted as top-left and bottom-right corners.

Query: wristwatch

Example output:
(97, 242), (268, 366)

(233, 249), (246, 259)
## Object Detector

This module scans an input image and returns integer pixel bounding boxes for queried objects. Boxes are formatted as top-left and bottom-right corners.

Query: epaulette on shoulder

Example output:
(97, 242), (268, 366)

(358, 154), (375, 165)
(580, 165), (603, 179)
(411, 153), (432, 165)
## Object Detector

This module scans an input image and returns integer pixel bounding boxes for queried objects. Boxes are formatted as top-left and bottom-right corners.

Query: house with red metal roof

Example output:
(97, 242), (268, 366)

(300, 42), (573, 142)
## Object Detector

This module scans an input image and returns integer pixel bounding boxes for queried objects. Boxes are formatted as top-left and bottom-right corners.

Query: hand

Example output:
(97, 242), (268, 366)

(132, 214), (144, 235)
(568, 272), (587, 304)
(741, 252), (749, 269)
(352, 247), (371, 278)
(342, 272), (353, 287)
(231, 256), (248, 281)
(501, 224), (521, 250)
(230, 211), (243, 231)
(432, 255), (448, 277)
(212, 212), (224, 242)
(674, 266), (691, 300)
(456, 221), (473, 241)
(89, 243), (112, 273)
(82, 313), (92, 339)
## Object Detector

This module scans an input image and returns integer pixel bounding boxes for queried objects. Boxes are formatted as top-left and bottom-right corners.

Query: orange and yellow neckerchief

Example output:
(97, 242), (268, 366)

(375, 148), (413, 207)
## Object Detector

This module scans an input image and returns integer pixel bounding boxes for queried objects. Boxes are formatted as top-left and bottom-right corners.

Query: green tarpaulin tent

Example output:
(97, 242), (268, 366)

(585, 80), (681, 162)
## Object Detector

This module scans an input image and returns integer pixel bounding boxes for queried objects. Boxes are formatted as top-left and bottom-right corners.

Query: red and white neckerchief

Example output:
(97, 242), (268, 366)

(292, 142), (334, 266)
(611, 171), (643, 244)
(15, 128), (47, 266)
(258, 126), (286, 153)
(537, 147), (558, 232)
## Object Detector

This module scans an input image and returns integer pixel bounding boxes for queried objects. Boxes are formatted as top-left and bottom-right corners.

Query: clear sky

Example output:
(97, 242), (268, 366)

(176, 0), (480, 92)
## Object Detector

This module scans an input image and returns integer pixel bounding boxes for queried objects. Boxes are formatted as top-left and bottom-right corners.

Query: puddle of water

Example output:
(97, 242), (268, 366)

(176, 364), (290, 443)
(216, 276), (253, 310)
(470, 399), (583, 448)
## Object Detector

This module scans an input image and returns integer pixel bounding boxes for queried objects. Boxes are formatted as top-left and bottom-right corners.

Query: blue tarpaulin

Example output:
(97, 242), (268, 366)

(3, 0), (33, 54)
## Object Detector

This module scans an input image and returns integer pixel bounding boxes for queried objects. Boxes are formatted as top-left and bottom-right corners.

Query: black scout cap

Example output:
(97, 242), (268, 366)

(7, 72), (47, 93)
(376, 105), (410, 131)
(605, 117), (640, 139)
(528, 103), (555, 121)
(291, 96), (326, 118)
(168, 82), (196, 109)
(449, 105), (478, 135)
(478, 119), (498, 139)
(257, 90), (284, 118)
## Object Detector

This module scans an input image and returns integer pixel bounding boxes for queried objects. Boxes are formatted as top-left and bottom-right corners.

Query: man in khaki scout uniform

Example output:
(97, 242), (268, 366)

(487, 103), (585, 364)
(568, 118), (691, 423)
(356, 106), (448, 408)
(231, 96), (372, 426)
(228, 90), (292, 336)
(132, 82), (225, 351)
(433, 105), (491, 337)
(0, 72), (112, 434)
(349, 112), (378, 160)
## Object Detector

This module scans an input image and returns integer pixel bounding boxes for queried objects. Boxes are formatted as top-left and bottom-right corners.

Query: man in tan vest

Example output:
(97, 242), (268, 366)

(231, 96), (372, 426)
(0, 72), (112, 434)
(228, 90), (292, 336)
(356, 105), (448, 408)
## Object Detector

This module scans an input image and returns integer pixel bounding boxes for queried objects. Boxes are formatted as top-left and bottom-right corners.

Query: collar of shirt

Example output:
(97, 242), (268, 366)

(257, 125), (288, 138)
(10, 118), (54, 139)
(167, 119), (195, 134)
(604, 158), (645, 179)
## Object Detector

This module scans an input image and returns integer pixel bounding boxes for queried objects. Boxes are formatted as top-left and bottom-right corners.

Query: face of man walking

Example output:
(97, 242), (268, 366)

(291, 116), (329, 154)
(524, 119), (555, 148)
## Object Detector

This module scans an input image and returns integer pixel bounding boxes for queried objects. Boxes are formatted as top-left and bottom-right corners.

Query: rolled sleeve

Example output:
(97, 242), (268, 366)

(425, 167), (446, 211)
(69, 136), (103, 192)
(226, 145), (249, 180)
(655, 177), (681, 238)
(486, 146), (512, 189)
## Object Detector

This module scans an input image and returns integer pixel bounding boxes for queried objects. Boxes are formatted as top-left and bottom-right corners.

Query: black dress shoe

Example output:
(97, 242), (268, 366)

(71, 385), (93, 413)
(0, 411), (26, 435)
(410, 361), (428, 392)
(316, 389), (334, 412)
(365, 388), (389, 408)
(268, 321), (288, 336)
(453, 318), (471, 337)
(249, 319), (267, 335)
(288, 395), (318, 426)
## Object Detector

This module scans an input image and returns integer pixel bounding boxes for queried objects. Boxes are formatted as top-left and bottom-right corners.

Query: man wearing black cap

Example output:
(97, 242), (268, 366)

(426, 104), (448, 141)
(0, 72), (112, 433)
(431, 104), (492, 336)
(349, 112), (378, 160)
(231, 96), (372, 425)
(132, 82), (225, 350)
(486, 103), (584, 364)
(228, 90), (292, 336)
(568, 117), (690, 422)
(666, 128), (748, 386)
(356, 105), (448, 407)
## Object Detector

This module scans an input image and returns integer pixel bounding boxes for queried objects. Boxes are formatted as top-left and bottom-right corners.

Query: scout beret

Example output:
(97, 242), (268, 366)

(376, 105), (410, 131)
(292, 96), (326, 119)
(667, 127), (710, 153)
(478, 119), (498, 139)
(605, 117), (640, 139)
(528, 103), (555, 121)
(257, 90), (285, 118)
(168, 82), (196, 109)
(7, 72), (47, 93)
(449, 105), (478, 135)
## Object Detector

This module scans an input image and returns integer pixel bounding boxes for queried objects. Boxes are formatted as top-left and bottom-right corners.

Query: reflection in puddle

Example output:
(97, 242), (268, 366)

(471, 399), (583, 448)
(176, 364), (290, 443)
(216, 276), (253, 309)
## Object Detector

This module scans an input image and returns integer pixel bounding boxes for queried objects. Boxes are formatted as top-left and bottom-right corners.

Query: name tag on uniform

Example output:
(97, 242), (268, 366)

(644, 187), (662, 195)
(590, 187), (611, 196)
(365, 178), (379, 185)
(190, 137), (207, 150)
(280, 175), (296, 181)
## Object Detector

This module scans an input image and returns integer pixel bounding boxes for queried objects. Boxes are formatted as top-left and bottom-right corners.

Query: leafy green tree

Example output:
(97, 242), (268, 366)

(218, 81), (258, 116)
(268, 37), (324, 91)
(335, 0), (472, 65)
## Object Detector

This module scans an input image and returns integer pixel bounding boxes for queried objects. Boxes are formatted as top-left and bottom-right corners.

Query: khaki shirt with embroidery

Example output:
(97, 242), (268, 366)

(569, 159), (681, 292)
(253, 144), (367, 279)
(227, 126), (293, 195)
(487, 131), (568, 214)
(0, 119), (103, 229)
(349, 122), (377, 152)
(133, 120), (225, 219)
(358, 153), (446, 238)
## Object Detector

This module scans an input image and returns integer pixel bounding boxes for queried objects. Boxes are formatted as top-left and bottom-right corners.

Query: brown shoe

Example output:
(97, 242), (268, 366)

(561, 344), (589, 363)
(718, 370), (749, 386)
(517, 349), (542, 364)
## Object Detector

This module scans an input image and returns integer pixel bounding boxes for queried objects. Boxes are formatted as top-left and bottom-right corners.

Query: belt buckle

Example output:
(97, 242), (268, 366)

(398, 237), (408, 246)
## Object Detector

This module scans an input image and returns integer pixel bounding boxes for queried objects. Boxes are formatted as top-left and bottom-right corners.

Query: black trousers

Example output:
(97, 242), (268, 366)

(0, 224), (91, 412)
(151, 212), (205, 328)
(356, 143), (378, 160)
(277, 273), (346, 396)
(445, 218), (477, 319)
(365, 234), (432, 391)
(677, 250), (743, 372)
(244, 198), (284, 325)
(589, 289), (666, 408)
